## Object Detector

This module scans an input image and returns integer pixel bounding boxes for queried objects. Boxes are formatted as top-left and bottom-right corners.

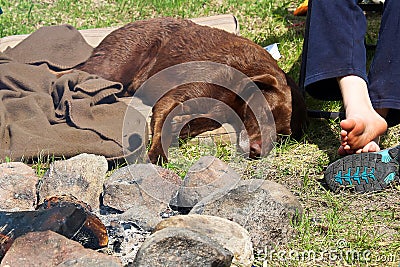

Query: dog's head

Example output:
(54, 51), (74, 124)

(236, 72), (307, 158)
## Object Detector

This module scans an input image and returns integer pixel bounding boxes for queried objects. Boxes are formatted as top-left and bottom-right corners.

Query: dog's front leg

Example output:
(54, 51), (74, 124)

(148, 96), (182, 164)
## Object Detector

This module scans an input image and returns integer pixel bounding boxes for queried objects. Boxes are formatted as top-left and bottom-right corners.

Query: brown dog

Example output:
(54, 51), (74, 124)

(77, 18), (307, 164)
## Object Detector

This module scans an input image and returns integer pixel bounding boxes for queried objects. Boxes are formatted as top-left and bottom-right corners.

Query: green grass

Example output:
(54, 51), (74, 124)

(1, 0), (400, 266)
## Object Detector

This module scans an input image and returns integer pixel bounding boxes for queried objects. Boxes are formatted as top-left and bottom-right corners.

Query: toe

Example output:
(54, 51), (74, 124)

(340, 118), (356, 132)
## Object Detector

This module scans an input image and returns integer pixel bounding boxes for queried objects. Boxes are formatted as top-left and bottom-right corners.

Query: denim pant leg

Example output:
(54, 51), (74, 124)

(303, 0), (368, 100)
(368, 0), (400, 126)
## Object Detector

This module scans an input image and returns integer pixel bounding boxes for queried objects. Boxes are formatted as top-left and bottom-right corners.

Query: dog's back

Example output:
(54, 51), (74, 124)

(78, 18), (288, 95)
(78, 18), (192, 87)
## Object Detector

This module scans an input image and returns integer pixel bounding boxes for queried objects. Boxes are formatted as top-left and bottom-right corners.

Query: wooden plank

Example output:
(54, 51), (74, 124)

(0, 14), (239, 52)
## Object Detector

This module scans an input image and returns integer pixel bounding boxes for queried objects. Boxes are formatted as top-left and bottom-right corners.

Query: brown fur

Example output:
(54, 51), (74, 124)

(77, 18), (307, 164)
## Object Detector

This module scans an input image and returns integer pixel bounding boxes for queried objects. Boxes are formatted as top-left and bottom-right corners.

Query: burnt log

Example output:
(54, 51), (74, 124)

(0, 195), (108, 259)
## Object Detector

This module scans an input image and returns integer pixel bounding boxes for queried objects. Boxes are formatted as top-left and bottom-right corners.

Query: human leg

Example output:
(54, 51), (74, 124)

(338, 75), (387, 154)
(303, 0), (368, 100)
(337, 0), (400, 154)
(303, 0), (387, 153)
(368, 0), (400, 127)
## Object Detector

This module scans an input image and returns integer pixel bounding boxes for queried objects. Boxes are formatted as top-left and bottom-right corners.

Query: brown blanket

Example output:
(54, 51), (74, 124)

(0, 25), (147, 162)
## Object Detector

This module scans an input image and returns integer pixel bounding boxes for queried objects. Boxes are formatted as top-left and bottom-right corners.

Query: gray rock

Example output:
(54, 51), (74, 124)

(170, 156), (241, 211)
(103, 163), (182, 215)
(154, 214), (254, 267)
(121, 205), (163, 231)
(102, 204), (162, 232)
(1, 230), (122, 267)
(133, 227), (233, 267)
(190, 179), (303, 250)
(38, 153), (108, 210)
(0, 162), (38, 210)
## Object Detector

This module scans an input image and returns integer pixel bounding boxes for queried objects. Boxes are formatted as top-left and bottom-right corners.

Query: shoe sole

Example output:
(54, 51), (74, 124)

(324, 146), (400, 193)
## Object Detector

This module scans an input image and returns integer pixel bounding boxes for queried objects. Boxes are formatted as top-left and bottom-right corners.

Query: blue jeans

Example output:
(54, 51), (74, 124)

(302, 0), (400, 126)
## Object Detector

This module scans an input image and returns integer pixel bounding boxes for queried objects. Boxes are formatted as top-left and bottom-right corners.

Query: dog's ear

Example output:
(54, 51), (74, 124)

(234, 73), (279, 158)
(237, 73), (283, 107)
(250, 73), (279, 88)
(241, 72), (294, 139)
(249, 73), (287, 94)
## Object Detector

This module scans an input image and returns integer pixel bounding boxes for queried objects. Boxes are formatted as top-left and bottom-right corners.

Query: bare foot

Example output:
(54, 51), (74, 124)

(339, 115), (386, 150)
(337, 75), (388, 154)
(338, 140), (380, 156)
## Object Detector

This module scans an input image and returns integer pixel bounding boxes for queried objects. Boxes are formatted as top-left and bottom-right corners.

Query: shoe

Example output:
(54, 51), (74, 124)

(324, 145), (400, 193)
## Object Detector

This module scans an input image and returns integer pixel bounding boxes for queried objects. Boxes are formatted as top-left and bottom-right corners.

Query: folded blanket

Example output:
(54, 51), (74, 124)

(0, 25), (147, 162)
(3, 24), (93, 69)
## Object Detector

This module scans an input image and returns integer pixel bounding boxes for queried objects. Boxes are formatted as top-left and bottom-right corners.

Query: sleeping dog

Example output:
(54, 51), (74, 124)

(77, 17), (307, 164)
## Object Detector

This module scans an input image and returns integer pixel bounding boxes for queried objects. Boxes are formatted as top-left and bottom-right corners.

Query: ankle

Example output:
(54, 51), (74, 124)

(337, 75), (375, 116)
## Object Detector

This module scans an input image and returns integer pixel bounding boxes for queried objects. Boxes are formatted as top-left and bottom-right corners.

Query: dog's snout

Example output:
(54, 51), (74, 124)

(249, 141), (262, 158)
